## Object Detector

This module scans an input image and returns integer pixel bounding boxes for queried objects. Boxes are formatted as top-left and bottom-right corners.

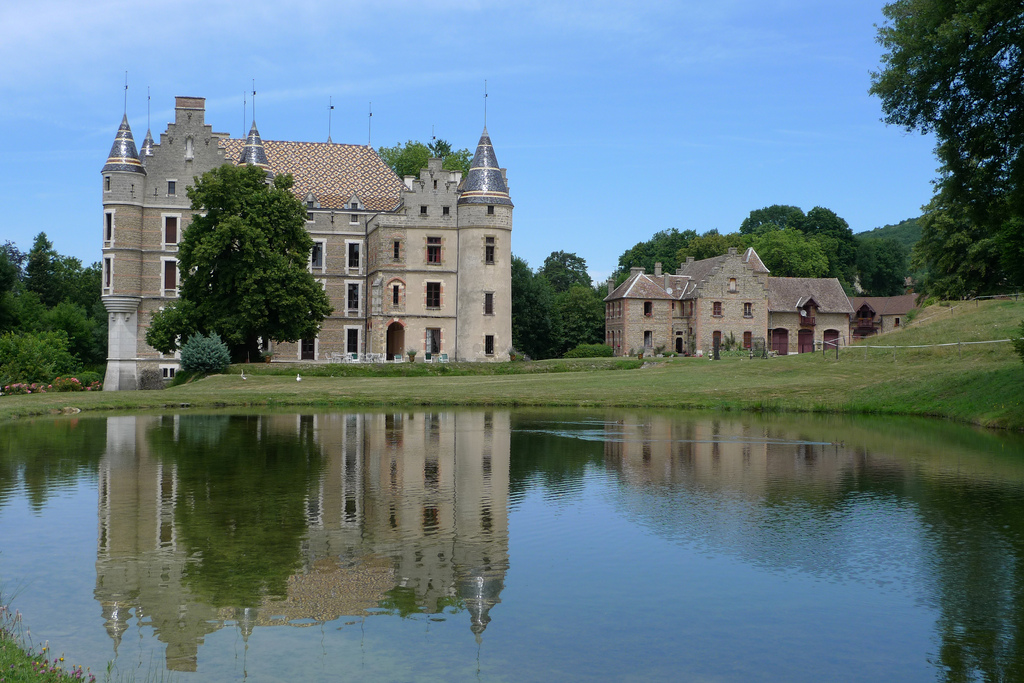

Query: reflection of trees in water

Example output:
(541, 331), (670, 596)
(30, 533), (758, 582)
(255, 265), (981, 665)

(0, 418), (106, 511)
(508, 417), (603, 501)
(147, 415), (325, 607)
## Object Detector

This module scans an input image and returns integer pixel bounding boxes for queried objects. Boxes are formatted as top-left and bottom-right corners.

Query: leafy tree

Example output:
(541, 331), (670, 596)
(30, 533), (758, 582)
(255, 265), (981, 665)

(0, 249), (18, 333)
(378, 139), (472, 178)
(800, 207), (858, 288)
(1013, 321), (1024, 367)
(858, 217), (922, 250)
(24, 233), (64, 308)
(677, 230), (750, 263)
(856, 238), (909, 296)
(551, 285), (605, 357)
(510, 256), (554, 360)
(739, 205), (805, 235)
(750, 228), (830, 278)
(616, 228), (696, 277)
(146, 164), (333, 362)
(870, 0), (1024, 294)
(539, 251), (592, 293)
(42, 301), (99, 365)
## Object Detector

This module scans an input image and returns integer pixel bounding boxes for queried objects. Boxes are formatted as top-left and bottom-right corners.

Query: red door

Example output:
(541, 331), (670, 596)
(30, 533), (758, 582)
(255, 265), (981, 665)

(798, 329), (814, 354)
(823, 329), (839, 350)
(772, 328), (788, 355)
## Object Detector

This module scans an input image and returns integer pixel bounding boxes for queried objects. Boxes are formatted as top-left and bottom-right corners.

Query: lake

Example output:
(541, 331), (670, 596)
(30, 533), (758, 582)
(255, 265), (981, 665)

(2, 409), (1024, 681)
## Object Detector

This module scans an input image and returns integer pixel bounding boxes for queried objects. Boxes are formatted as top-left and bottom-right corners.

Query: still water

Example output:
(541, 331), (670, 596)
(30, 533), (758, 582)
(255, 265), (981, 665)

(2, 410), (1024, 681)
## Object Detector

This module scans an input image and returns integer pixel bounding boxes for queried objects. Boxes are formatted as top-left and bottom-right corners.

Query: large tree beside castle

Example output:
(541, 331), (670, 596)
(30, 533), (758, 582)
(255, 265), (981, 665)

(147, 164), (333, 362)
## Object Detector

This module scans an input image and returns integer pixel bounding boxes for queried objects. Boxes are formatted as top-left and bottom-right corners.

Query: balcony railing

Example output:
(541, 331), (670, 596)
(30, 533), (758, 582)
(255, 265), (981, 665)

(800, 316), (815, 327)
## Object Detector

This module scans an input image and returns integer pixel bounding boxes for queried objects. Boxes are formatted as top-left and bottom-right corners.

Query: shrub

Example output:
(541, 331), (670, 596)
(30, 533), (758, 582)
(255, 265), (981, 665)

(0, 330), (78, 385)
(180, 332), (231, 375)
(563, 343), (615, 358)
(50, 376), (85, 392)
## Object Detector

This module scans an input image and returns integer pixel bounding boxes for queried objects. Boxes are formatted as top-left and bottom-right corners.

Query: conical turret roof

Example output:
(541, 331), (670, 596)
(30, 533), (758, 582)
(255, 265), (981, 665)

(237, 121), (271, 171)
(102, 114), (146, 174)
(140, 128), (155, 159)
(458, 127), (512, 206)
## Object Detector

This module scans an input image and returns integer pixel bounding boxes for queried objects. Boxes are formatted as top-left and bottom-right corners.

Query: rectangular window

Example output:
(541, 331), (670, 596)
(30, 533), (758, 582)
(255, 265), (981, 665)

(104, 213), (113, 242)
(426, 282), (441, 309)
(484, 334), (494, 356)
(161, 366), (176, 379)
(347, 328), (359, 354)
(104, 257), (112, 288)
(306, 212), (315, 222)
(164, 260), (177, 291)
(729, 278), (737, 293)
(164, 216), (178, 245)
(311, 242), (324, 269)
(420, 205), (428, 215)
(644, 331), (653, 347)
(350, 214), (358, 224)
(895, 318), (900, 327)
(743, 302), (752, 318)
(167, 181), (176, 196)
(713, 301), (723, 317)
(347, 283), (359, 311)
(442, 206), (450, 216)
(485, 236), (495, 265)
(427, 236), (441, 264)
(487, 205), (494, 215)
(105, 176), (111, 191)
(427, 328), (441, 354)
(644, 301), (653, 316)
(484, 292), (494, 315)
(393, 240), (401, 261)
(348, 243), (360, 269)
(392, 284), (400, 306)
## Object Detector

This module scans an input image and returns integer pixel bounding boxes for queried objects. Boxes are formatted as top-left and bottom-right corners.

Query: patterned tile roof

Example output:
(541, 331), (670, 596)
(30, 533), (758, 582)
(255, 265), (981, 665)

(849, 294), (917, 317)
(220, 138), (404, 212)
(767, 277), (853, 313)
(103, 114), (146, 175)
(459, 127), (513, 206)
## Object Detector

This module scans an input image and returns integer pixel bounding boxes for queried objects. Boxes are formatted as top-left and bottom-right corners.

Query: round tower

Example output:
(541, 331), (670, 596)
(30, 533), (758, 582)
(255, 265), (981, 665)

(101, 114), (146, 390)
(456, 128), (513, 361)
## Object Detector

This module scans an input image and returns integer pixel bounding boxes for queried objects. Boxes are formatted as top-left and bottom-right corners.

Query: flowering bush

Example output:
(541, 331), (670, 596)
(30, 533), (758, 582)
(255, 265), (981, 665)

(0, 377), (100, 396)
(2, 382), (49, 395)
(51, 376), (85, 392)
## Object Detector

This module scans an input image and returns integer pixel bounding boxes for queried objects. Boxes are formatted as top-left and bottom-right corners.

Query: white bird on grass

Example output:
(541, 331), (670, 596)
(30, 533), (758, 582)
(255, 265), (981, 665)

(240, 370), (247, 380)
(296, 374), (302, 382)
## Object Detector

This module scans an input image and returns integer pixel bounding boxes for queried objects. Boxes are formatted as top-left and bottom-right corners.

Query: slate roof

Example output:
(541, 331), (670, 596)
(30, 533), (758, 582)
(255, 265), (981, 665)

(767, 277), (853, 313)
(102, 114), (146, 174)
(849, 294), (917, 317)
(459, 127), (513, 206)
(221, 138), (405, 212)
(605, 272), (688, 301)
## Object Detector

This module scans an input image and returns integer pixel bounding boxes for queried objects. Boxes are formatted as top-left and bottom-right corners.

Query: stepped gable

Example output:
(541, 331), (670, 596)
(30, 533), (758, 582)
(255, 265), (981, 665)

(458, 127), (513, 206)
(221, 138), (404, 212)
(767, 277), (853, 313)
(676, 255), (728, 299)
(102, 114), (146, 174)
(742, 247), (770, 273)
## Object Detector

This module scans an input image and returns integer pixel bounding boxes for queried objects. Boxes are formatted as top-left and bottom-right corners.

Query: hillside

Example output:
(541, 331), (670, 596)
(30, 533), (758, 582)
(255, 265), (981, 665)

(857, 216), (922, 250)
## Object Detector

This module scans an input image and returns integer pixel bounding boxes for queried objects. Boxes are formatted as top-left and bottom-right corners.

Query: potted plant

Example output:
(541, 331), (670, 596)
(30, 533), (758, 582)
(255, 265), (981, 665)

(407, 348), (417, 362)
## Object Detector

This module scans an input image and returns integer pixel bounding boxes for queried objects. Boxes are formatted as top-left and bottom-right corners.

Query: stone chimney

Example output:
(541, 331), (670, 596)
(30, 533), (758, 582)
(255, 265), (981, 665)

(654, 262), (662, 277)
(607, 277), (615, 295)
(728, 247), (737, 255)
(686, 256), (695, 265)
(630, 267), (645, 276)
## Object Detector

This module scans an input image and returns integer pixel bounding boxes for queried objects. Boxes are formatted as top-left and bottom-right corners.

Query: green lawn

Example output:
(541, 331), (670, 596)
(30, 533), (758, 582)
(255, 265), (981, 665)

(2, 299), (1022, 429)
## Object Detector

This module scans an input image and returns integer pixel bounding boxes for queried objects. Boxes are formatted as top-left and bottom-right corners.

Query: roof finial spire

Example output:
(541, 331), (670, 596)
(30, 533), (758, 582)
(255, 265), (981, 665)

(123, 71), (128, 115)
(483, 79), (488, 127)
(328, 96), (334, 143)
(368, 102), (373, 147)
(242, 90), (247, 137)
(251, 79), (257, 123)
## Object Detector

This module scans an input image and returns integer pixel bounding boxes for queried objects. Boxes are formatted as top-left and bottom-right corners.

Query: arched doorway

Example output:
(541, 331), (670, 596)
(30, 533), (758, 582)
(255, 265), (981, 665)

(386, 322), (405, 360)
(798, 329), (814, 354)
(771, 328), (789, 355)
(823, 329), (840, 351)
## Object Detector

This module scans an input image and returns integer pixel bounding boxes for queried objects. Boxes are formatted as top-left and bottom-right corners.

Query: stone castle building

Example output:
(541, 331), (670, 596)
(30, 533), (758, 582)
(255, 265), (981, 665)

(604, 247), (853, 356)
(101, 96), (513, 390)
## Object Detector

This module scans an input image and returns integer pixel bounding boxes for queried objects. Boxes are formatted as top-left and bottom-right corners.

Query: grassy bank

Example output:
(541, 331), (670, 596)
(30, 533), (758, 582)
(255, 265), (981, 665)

(0, 604), (95, 682)
(1, 299), (1021, 429)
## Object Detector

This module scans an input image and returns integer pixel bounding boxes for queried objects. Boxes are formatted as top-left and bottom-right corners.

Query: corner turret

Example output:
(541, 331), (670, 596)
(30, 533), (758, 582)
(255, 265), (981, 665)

(237, 121), (271, 172)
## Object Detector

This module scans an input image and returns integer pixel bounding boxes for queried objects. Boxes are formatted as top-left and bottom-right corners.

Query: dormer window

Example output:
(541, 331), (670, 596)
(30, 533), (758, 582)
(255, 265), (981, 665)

(350, 202), (359, 210)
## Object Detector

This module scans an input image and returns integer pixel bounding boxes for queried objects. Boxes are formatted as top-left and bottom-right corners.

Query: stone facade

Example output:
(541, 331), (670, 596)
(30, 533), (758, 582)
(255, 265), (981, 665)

(101, 97), (513, 390)
(605, 248), (853, 356)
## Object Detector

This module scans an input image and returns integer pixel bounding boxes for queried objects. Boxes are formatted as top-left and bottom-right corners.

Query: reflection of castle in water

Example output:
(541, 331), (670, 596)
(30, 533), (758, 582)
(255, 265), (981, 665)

(95, 412), (509, 672)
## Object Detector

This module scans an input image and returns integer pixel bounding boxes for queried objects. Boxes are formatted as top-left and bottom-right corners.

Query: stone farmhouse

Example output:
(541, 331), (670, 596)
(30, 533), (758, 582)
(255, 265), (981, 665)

(604, 247), (853, 356)
(849, 294), (917, 340)
(101, 96), (512, 390)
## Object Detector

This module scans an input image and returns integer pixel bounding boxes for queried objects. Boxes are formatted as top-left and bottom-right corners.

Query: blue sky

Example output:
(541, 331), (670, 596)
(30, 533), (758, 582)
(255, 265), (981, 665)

(0, 0), (936, 281)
